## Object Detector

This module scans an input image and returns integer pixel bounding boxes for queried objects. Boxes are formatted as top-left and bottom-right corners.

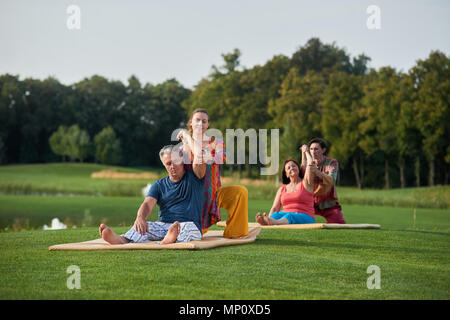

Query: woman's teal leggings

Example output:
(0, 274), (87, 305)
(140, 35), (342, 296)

(270, 211), (315, 224)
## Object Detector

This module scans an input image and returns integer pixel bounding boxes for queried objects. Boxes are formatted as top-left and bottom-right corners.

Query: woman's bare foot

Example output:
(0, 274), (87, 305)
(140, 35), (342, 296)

(160, 221), (181, 244)
(262, 213), (272, 225)
(256, 212), (272, 225)
(99, 224), (129, 244)
(256, 212), (268, 225)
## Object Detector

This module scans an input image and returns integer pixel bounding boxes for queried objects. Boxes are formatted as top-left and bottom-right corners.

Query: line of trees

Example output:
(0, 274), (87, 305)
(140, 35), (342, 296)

(0, 75), (190, 166)
(0, 38), (448, 188)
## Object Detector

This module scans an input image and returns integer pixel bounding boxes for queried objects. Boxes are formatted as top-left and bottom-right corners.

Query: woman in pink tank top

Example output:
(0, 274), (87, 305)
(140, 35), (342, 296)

(256, 146), (316, 225)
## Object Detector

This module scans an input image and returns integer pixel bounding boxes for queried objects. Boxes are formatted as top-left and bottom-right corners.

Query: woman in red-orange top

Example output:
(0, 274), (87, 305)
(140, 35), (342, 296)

(256, 146), (316, 225)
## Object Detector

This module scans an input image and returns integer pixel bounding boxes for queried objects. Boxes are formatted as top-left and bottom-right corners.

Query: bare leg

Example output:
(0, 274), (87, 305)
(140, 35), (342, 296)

(160, 221), (181, 244)
(99, 224), (130, 244)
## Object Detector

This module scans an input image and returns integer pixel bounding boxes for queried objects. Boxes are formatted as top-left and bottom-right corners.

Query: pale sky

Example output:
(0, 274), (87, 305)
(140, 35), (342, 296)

(1, 0), (449, 89)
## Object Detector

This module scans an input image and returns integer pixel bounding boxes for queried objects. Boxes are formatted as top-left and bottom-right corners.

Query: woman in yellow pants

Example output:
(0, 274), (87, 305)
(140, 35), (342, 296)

(216, 185), (248, 238)
(178, 108), (248, 238)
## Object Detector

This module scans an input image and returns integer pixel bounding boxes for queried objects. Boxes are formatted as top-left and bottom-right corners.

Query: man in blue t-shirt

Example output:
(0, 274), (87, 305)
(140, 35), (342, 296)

(99, 144), (206, 245)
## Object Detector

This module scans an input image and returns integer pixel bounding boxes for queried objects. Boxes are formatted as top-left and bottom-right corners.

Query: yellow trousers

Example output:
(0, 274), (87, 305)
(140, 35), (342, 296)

(202, 185), (249, 238)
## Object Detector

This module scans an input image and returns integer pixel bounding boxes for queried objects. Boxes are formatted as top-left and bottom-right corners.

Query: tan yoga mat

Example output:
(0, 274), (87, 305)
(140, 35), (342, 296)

(217, 221), (380, 229)
(48, 227), (262, 251)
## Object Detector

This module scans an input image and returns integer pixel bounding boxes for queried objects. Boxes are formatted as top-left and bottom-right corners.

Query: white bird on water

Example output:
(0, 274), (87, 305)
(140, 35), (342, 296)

(43, 218), (67, 230)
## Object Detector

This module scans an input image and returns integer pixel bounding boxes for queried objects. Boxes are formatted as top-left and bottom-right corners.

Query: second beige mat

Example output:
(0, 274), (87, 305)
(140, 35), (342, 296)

(217, 221), (380, 229)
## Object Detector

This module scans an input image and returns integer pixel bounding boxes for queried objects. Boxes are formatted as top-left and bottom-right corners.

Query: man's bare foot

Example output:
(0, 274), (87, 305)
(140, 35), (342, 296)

(99, 224), (129, 244)
(256, 212), (268, 225)
(160, 221), (180, 244)
(99, 224), (107, 236)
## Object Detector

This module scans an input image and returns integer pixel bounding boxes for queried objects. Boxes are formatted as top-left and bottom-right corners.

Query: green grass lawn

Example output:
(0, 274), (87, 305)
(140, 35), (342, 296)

(0, 195), (449, 299)
(337, 185), (450, 210)
(1, 226), (448, 300)
(0, 163), (162, 197)
(0, 163), (449, 299)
